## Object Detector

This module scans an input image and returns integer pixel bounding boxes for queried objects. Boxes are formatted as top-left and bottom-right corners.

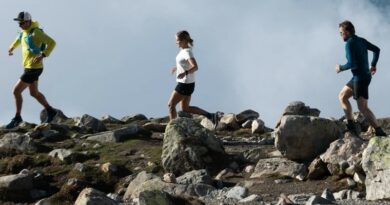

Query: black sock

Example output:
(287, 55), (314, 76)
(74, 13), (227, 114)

(46, 106), (55, 113)
(14, 114), (22, 119)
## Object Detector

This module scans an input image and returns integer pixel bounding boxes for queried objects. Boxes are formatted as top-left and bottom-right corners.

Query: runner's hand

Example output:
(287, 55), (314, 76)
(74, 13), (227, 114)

(171, 67), (177, 74)
(370, 66), (377, 75)
(32, 55), (44, 63)
(335, 64), (342, 73)
(177, 72), (186, 79)
(8, 48), (13, 56)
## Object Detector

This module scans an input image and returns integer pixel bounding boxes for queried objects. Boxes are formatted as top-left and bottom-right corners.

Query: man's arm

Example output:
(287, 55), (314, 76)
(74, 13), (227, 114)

(366, 40), (380, 67)
(340, 42), (354, 71)
(8, 36), (21, 55)
(34, 29), (56, 57)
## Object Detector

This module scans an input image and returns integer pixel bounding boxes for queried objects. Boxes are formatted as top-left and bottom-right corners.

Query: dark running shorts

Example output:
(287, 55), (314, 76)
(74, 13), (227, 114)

(20, 69), (43, 84)
(175, 82), (195, 96)
(346, 78), (371, 100)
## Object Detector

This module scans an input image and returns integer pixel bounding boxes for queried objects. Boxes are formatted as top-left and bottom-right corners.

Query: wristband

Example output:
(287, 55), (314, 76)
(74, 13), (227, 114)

(185, 70), (189, 75)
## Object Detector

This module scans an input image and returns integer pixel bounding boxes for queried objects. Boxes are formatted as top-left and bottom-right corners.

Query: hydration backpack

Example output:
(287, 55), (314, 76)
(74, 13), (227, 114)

(18, 28), (47, 54)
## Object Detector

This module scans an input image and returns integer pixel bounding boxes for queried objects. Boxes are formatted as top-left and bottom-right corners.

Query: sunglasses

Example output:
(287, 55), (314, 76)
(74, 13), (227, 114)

(18, 21), (28, 26)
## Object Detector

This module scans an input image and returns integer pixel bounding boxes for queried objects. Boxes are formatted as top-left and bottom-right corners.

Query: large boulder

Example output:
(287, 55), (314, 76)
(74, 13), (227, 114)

(121, 114), (148, 124)
(40, 108), (68, 124)
(250, 158), (307, 180)
(362, 137), (390, 200)
(275, 115), (342, 162)
(86, 125), (143, 143)
(76, 114), (107, 133)
(275, 101), (321, 128)
(74, 188), (118, 205)
(235, 109), (259, 124)
(176, 169), (213, 185)
(161, 118), (227, 176)
(138, 190), (175, 205)
(0, 172), (34, 201)
(0, 133), (37, 152)
(320, 133), (367, 175)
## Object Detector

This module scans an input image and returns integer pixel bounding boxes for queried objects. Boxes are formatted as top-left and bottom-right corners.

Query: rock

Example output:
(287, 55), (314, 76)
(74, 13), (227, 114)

(307, 157), (329, 180)
(86, 125), (142, 143)
(238, 194), (263, 203)
(0, 173), (33, 191)
(241, 120), (253, 129)
(362, 137), (390, 200)
(176, 169), (213, 185)
(163, 173), (176, 183)
(287, 193), (313, 204)
(74, 187), (118, 205)
(48, 149), (74, 162)
(107, 193), (122, 203)
(333, 189), (363, 200)
(236, 109), (259, 124)
(101, 115), (123, 124)
(243, 147), (272, 163)
(200, 117), (215, 131)
(346, 177), (356, 188)
(0, 133), (37, 152)
(220, 113), (240, 130)
(101, 162), (117, 173)
(321, 188), (336, 202)
(121, 114), (148, 123)
(214, 168), (235, 180)
(77, 114), (107, 133)
(244, 165), (255, 173)
(74, 163), (87, 172)
(30, 189), (48, 199)
(275, 115), (342, 162)
(275, 101), (321, 128)
(34, 198), (53, 205)
(138, 190), (175, 205)
(274, 179), (292, 184)
(123, 172), (216, 201)
(305, 195), (335, 205)
(41, 129), (61, 139)
(40, 108), (68, 124)
(353, 172), (365, 184)
(250, 158), (307, 180)
(143, 122), (167, 132)
(224, 186), (248, 200)
(161, 118), (227, 176)
(320, 133), (367, 175)
(251, 119), (265, 134)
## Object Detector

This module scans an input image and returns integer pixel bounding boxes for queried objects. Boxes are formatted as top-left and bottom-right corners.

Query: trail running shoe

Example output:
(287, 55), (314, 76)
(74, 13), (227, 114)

(44, 109), (57, 123)
(5, 116), (23, 129)
(346, 121), (359, 136)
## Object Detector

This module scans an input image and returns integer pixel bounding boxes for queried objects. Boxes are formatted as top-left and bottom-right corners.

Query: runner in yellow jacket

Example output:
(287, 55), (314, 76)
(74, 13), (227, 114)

(6, 11), (57, 129)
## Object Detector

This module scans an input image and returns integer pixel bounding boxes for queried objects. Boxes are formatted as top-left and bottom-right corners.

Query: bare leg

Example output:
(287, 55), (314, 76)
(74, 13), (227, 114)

(339, 86), (354, 120)
(357, 97), (379, 128)
(168, 91), (185, 121)
(181, 95), (210, 117)
(12, 80), (29, 116)
(28, 81), (51, 109)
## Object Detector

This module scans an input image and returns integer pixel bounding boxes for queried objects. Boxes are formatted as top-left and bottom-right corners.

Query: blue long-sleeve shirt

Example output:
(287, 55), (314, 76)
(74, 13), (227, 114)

(340, 35), (380, 81)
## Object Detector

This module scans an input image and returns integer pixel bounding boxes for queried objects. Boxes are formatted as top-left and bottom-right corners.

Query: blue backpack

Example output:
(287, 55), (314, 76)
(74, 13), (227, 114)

(18, 28), (47, 54)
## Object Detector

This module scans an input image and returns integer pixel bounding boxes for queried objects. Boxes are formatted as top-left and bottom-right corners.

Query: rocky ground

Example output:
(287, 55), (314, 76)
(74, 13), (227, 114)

(0, 101), (389, 205)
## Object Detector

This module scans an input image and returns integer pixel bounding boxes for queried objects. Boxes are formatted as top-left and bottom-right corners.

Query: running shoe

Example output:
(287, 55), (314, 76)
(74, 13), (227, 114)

(5, 116), (23, 129)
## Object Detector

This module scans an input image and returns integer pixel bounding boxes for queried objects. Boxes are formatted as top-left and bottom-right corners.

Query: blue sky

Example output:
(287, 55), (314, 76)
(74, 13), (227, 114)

(1, 0), (389, 126)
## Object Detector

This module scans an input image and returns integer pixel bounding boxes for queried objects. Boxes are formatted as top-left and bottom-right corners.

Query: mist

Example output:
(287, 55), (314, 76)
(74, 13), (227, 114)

(1, 0), (389, 126)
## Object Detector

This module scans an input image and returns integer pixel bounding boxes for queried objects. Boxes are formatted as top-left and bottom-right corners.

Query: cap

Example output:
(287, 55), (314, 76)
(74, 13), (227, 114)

(13, 11), (32, 21)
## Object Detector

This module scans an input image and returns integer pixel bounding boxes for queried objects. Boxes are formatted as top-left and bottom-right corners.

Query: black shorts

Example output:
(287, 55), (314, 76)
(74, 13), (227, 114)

(175, 82), (195, 96)
(20, 69), (43, 84)
(346, 78), (371, 100)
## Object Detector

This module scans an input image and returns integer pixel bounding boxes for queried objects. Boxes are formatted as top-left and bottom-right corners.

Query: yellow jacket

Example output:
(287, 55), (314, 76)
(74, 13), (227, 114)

(9, 21), (56, 69)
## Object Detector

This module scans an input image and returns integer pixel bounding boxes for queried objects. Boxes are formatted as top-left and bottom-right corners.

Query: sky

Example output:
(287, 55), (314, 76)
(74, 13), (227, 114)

(1, 0), (389, 127)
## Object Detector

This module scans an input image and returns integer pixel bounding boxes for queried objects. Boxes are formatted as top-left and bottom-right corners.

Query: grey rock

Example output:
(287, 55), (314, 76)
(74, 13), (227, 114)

(307, 157), (329, 180)
(275, 115), (342, 162)
(242, 120), (253, 129)
(143, 122), (167, 132)
(200, 117), (215, 131)
(243, 147), (273, 163)
(162, 118), (227, 176)
(333, 189), (363, 200)
(220, 113), (240, 130)
(275, 101), (321, 128)
(287, 193), (313, 204)
(362, 137), (390, 200)
(236, 109), (259, 124)
(176, 169), (213, 185)
(74, 163), (87, 172)
(86, 124), (141, 143)
(250, 158), (307, 180)
(252, 119), (266, 134)
(321, 188), (335, 202)
(0, 133), (37, 152)
(320, 133), (367, 175)
(48, 149), (74, 162)
(0, 173), (33, 191)
(34, 198), (53, 205)
(77, 114), (107, 133)
(138, 190), (174, 205)
(224, 186), (248, 200)
(74, 187), (118, 205)
(40, 108), (68, 124)
(101, 115), (123, 124)
(238, 194), (263, 203)
(123, 171), (159, 200)
(305, 195), (335, 205)
(121, 114), (148, 123)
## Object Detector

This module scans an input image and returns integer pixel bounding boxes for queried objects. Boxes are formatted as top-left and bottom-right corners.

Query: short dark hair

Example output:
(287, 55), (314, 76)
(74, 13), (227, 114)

(339, 20), (355, 35)
(176, 30), (194, 46)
